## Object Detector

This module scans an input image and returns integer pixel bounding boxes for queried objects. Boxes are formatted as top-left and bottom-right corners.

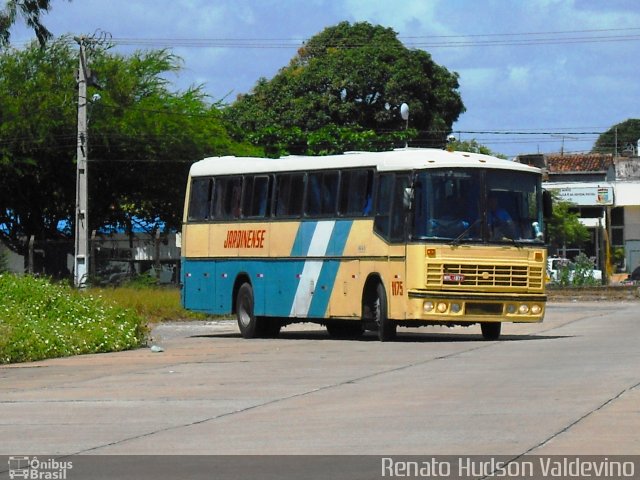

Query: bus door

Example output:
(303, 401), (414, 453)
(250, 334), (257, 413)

(375, 173), (412, 319)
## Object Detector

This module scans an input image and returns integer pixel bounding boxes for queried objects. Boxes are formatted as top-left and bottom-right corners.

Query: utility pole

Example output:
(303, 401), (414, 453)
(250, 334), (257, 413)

(74, 36), (89, 287)
(72, 31), (109, 287)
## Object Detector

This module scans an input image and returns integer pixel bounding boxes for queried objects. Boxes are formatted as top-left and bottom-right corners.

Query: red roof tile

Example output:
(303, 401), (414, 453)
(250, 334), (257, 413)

(546, 154), (614, 173)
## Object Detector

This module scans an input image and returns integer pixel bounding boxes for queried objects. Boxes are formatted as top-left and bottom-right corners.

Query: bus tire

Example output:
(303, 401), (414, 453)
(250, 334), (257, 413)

(372, 283), (396, 342)
(481, 322), (501, 340)
(236, 283), (263, 339)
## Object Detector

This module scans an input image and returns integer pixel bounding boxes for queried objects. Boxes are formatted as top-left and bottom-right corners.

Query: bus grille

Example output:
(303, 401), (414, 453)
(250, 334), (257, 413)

(426, 263), (544, 291)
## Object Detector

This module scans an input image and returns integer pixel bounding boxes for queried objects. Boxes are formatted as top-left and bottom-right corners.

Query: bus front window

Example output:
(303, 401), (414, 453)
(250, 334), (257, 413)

(486, 170), (544, 243)
(412, 169), (544, 244)
(413, 170), (482, 242)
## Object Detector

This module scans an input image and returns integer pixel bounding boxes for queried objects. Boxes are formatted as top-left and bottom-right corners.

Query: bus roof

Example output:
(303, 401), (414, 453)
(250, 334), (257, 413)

(189, 148), (540, 177)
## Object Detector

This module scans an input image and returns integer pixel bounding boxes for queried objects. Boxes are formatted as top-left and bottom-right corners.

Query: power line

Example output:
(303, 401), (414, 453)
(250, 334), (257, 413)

(452, 129), (603, 135)
(401, 26), (640, 38)
(108, 26), (640, 49)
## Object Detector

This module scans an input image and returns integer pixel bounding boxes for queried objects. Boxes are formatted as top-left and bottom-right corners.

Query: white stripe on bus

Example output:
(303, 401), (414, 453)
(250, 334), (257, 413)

(289, 221), (336, 317)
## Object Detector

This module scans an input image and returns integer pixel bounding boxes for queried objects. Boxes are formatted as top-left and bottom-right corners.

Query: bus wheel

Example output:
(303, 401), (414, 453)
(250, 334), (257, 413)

(236, 283), (262, 339)
(372, 283), (396, 342)
(481, 322), (501, 340)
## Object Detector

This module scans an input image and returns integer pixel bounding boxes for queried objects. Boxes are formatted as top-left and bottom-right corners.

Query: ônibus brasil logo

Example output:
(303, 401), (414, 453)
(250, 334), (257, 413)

(8, 456), (73, 480)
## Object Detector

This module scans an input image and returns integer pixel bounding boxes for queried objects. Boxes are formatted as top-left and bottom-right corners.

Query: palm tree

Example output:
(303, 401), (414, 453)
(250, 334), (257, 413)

(1, 0), (67, 47)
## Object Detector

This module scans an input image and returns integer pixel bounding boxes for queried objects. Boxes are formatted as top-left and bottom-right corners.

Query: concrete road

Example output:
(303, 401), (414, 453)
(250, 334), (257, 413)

(1, 302), (638, 457)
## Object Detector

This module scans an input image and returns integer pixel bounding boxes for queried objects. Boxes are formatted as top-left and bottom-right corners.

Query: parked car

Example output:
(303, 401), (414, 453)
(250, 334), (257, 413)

(621, 266), (640, 285)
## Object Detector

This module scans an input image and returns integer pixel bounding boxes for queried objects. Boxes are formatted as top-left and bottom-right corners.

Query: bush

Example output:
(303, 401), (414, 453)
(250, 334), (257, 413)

(0, 274), (147, 364)
(555, 253), (600, 287)
(572, 253), (599, 286)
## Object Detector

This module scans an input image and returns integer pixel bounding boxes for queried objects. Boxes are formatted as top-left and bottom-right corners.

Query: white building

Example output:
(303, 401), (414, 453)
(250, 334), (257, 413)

(518, 153), (640, 278)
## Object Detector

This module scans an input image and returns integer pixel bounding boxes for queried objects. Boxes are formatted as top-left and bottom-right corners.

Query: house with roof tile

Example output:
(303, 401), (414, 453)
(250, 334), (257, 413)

(518, 152), (640, 281)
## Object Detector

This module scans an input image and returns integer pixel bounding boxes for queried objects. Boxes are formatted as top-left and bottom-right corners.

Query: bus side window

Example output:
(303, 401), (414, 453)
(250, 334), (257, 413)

(213, 176), (242, 220)
(390, 174), (411, 241)
(374, 173), (410, 242)
(306, 171), (339, 217)
(242, 175), (270, 218)
(274, 173), (305, 218)
(374, 173), (394, 239)
(306, 174), (322, 216)
(187, 177), (213, 221)
(339, 169), (374, 217)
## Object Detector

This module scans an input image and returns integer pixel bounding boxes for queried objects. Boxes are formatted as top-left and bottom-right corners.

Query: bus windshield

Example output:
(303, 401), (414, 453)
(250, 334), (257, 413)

(412, 169), (544, 244)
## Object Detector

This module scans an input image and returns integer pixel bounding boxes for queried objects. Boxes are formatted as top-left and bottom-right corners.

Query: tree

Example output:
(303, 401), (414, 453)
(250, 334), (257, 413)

(0, 39), (77, 255)
(87, 47), (261, 237)
(446, 138), (506, 158)
(224, 21), (464, 156)
(592, 118), (640, 155)
(546, 197), (590, 256)
(0, 0), (69, 47)
(0, 37), (259, 260)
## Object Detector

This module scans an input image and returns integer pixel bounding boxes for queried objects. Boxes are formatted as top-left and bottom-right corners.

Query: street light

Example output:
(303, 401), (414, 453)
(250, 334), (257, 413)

(400, 103), (409, 147)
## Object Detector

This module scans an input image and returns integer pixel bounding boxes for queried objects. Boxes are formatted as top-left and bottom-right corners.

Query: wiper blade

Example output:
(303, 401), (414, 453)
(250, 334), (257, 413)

(449, 219), (481, 246)
(494, 236), (527, 247)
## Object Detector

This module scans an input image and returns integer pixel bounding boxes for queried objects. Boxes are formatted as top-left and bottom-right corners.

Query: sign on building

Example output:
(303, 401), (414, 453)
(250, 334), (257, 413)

(552, 185), (614, 206)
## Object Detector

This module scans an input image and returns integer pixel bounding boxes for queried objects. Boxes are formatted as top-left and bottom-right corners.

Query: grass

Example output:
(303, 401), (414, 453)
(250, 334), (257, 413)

(0, 274), (148, 364)
(91, 285), (207, 323)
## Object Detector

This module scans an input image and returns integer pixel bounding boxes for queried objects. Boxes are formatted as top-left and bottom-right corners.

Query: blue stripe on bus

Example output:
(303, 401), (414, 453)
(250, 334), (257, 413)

(290, 221), (318, 257)
(307, 260), (340, 317)
(327, 220), (353, 256)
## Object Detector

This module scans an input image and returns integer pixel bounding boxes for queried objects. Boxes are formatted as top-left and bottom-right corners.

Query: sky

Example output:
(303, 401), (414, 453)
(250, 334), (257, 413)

(8, 0), (640, 158)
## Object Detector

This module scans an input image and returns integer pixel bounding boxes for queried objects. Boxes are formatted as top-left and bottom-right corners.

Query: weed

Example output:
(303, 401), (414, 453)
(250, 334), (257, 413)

(0, 274), (147, 364)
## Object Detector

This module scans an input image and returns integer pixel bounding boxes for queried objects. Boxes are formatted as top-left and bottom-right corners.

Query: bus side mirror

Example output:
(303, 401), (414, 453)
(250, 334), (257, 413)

(542, 190), (553, 220)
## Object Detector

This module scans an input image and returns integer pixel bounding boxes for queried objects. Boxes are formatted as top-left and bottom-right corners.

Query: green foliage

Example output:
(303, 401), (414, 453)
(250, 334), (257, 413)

(0, 38), (261, 257)
(556, 262), (572, 287)
(571, 253), (599, 286)
(0, 273), (147, 364)
(546, 196), (590, 251)
(592, 118), (640, 154)
(247, 126), (305, 158)
(553, 253), (599, 287)
(448, 138), (507, 159)
(86, 47), (262, 235)
(224, 21), (465, 155)
(611, 247), (625, 270)
(0, 39), (78, 255)
(122, 272), (159, 289)
(0, 0), (69, 47)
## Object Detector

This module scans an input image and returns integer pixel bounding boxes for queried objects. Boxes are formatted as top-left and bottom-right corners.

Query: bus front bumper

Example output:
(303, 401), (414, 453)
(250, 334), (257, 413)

(407, 290), (546, 323)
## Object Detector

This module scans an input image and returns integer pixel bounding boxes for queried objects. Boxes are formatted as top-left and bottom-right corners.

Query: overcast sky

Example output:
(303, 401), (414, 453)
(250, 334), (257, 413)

(9, 0), (640, 157)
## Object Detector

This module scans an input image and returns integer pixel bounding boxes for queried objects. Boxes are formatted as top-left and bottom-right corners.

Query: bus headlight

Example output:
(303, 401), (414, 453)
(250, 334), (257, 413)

(507, 304), (517, 314)
(450, 303), (461, 313)
(437, 302), (448, 313)
(518, 304), (530, 314)
(531, 304), (542, 315)
(423, 301), (434, 313)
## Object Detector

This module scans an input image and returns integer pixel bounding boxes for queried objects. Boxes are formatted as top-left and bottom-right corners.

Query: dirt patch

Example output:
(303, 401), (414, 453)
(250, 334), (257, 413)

(547, 285), (640, 302)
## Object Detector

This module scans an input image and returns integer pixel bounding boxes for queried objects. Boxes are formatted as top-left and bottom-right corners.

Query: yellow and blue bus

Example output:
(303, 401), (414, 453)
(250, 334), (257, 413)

(181, 148), (550, 341)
